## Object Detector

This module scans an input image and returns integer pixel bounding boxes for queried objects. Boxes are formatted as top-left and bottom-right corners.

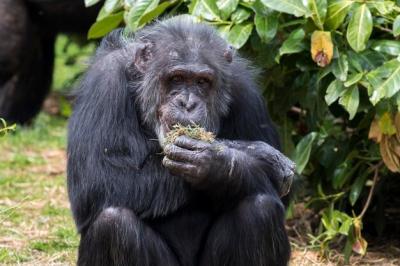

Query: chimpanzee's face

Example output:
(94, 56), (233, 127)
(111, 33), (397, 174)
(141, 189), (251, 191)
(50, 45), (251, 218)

(156, 61), (218, 145)
(133, 33), (234, 147)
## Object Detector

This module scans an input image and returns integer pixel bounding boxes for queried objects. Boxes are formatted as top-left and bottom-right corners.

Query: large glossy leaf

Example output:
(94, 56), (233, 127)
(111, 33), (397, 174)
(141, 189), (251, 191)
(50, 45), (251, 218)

(104, 0), (123, 13)
(368, 1), (394, 15)
(260, 0), (310, 17)
(217, 0), (239, 20)
(231, 7), (251, 24)
(332, 54), (349, 81)
(139, 1), (178, 26)
(339, 85), (359, 120)
(217, 24), (232, 40)
(191, 0), (221, 21)
(305, 0), (327, 29)
(346, 4), (373, 52)
(293, 132), (318, 174)
(254, 13), (278, 43)
(344, 72), (363, 87)
(227, 22), (253, 49)
(368, 59), (400, 105)
(371, 40), (400, 56)
(349, 170), (370, 206)
(325, 79), (346, 105)
(126, 0), (159, 31)
(277, 28), (306, 61)
(85, 0), (101, 7)
(393, 15), (400, 37)
(88, 12), (124, 39)
(325, 0), (353, 30)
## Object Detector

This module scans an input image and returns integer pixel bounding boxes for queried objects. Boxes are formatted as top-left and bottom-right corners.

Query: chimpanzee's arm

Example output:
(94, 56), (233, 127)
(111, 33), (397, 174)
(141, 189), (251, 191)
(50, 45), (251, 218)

(163, 136), (295, 200)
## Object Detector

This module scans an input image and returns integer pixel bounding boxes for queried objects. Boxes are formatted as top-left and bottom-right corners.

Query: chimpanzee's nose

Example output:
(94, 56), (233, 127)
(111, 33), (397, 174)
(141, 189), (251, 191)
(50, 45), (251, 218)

(178, 96), (198, 113)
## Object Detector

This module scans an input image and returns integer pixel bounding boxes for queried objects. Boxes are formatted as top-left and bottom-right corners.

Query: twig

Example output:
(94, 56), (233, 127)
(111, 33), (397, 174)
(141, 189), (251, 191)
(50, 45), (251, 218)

(359, 162), (383, 219)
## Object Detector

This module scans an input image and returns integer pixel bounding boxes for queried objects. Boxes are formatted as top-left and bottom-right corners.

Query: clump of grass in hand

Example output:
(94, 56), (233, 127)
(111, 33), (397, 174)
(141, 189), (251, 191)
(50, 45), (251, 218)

(164, 124), (215, 145)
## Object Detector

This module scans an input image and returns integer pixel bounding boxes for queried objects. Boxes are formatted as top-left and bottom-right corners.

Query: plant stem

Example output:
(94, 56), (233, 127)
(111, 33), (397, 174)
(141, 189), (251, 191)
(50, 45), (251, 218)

(358, 162), (383, 219)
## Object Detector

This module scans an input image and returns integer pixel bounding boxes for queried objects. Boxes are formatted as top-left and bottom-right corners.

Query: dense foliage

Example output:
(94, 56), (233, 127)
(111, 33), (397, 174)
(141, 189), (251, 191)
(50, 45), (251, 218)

(84, 0), (400, 259)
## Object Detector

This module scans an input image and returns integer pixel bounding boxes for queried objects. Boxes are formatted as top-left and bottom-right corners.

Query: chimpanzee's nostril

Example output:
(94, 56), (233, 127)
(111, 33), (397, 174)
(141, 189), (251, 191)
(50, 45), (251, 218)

(177, 99), (198, 113)
(186, 101), (197, 112)
(178, 99), (186, 109)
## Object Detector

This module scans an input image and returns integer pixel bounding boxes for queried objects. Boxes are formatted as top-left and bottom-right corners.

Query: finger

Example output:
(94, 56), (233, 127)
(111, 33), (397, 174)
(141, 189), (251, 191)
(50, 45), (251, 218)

(174, 135), (209, 150)
(162, 157), (197, 176)
(164, 144), (196, 163)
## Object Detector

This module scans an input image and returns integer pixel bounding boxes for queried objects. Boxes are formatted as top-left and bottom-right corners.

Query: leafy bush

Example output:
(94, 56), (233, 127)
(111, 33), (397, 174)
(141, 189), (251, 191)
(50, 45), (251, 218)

(85, 0), (400, 259)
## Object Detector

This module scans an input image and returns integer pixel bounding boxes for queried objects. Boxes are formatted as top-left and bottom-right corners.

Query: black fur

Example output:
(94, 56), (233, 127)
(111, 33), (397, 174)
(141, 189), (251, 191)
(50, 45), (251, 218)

(68, 17), (293, 266)
(0, 0), (101, 123)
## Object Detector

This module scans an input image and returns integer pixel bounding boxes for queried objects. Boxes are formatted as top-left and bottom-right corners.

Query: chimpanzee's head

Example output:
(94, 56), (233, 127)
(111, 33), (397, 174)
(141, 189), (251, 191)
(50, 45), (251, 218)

(132, 17), (235, 146)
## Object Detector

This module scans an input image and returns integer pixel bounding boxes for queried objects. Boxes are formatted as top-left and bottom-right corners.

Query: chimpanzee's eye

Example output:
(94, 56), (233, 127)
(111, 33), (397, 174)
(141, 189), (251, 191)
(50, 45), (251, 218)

(170, 75), (184, 84)
(197, 78), (210, 87)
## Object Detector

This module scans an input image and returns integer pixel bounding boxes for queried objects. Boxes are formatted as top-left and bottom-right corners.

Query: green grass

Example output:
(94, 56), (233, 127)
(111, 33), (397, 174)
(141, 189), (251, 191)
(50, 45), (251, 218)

(0, 114), (78, 265)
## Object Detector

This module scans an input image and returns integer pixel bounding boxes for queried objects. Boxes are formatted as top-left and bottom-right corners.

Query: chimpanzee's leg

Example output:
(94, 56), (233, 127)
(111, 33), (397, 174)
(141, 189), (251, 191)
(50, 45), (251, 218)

(0, 0), (54, 124)
(78, 207), (179, 266)
(200, 194), (291, 266)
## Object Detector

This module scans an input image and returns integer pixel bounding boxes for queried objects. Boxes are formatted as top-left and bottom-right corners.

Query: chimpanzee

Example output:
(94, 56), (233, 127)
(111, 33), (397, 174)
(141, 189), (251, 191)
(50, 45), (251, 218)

(0, 0), (102, 124)
(67, 16), (295, 266)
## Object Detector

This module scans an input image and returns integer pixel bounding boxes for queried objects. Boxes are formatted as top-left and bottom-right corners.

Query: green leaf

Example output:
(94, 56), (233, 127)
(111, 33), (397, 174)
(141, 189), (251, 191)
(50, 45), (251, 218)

(393, 15), (400, 37)
(349, 170), (369, 206)
(217, 0), (239, 20)
(397, 92), (400, 112)
(332, 162), (349, 189)
(368, 1), (394, 15)
(371, 40), (400, 56)
(368, 59), (400, 105)
(254, 13), (278, 43)
(325, 79), (346, 105)
(305, 0), (327, 30)
(85, 0), (101, 7)
(260, 0), (310, 17)
(227, 22), (253, 49)
(346, 4), (373, 52)
(96, 6), (108, 21)
(379, 112), (396, 135)
(104, 0), (123, 13)
(191, 0), (221, 21)
(139, 1), (178, 26)
(339, 85), (359, 120)
(292, 132), (318, 174)
(332, 54), (349, 81)
(277, 29), (306, 61)
(339, 216), (353, 235)
(217, 24), (232, 40)
(88, 12), (124, 39)
(325, 0), (353, 30)
(231, 7), (251, 24)
(344, 72), (363, 87)
(126, 0), (159, 31)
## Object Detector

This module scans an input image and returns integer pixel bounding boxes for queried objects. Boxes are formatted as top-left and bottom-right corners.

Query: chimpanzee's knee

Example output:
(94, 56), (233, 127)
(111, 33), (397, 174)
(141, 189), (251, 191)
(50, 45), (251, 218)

(201, 194), (291, 266)
(78, 207), (178, 266)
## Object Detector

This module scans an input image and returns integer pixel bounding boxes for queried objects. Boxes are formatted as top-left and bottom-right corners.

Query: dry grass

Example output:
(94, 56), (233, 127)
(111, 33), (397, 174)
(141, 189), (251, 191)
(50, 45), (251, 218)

(164, 124), (215, 145)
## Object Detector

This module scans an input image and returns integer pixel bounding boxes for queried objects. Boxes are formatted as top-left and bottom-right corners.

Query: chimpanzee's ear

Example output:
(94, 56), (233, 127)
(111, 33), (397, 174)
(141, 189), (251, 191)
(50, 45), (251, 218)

(223, 45), (234, 63)
(134, 41), (154, 73)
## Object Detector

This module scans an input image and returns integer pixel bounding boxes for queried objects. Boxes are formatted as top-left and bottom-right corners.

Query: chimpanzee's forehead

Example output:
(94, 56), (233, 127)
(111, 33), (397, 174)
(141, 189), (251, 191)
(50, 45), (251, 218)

(163, 46), (215, 67)
(160, 37), (222, 64)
